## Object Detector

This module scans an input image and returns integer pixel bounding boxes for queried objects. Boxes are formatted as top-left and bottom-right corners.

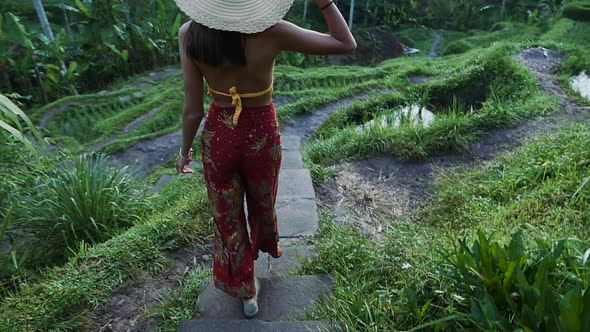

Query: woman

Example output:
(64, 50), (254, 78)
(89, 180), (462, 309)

(174, 0), (356, 318)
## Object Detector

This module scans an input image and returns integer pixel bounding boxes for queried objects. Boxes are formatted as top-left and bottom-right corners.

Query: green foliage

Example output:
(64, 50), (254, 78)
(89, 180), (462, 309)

(46, 93), (146, 144)
(302, 215), (401, 331)
(563, 1), (590, 21)
(0, 93), (43, 151)
(0, 204), (30, 295)
(542, 18), (590, 91)
(11, 153), (150, 265)
(305, 45), (559, 164)
(0, 173), (212, 331)
(305, 125), (590, 331)
(441, 231), (589, 331)
(442, 23), (541, 55)
(150, 268), (211, 331)
(424, 125), (590, 237)
(1, 1), (181, 104)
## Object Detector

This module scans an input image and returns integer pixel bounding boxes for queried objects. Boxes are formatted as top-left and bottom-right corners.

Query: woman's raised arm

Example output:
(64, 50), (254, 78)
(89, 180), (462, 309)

(270, 0), (356, 55)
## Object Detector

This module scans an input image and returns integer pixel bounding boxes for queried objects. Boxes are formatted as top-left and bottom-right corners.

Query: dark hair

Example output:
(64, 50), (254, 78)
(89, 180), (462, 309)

(185, 21), (246, 67)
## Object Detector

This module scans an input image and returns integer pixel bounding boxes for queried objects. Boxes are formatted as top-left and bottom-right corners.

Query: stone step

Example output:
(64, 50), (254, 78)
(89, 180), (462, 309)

(281, 150), (304, 169)
(278, 169), (316, 199)
(281, 135), (301, 151)
(197, 275), (333, 321)
(255, 246), (316, 278)
(276, 197), (319, 238)
(178, 320), (331, 332)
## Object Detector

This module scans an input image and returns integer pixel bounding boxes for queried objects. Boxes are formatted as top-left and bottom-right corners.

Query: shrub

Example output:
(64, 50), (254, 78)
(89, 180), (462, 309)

(443, 39), (472, 55)
(0, 204), (30, 295)
(563, 2), (590, 21)
(438, 231), (590, 331)
(0, 93), (43, 152)
(12, 153), (150, 265)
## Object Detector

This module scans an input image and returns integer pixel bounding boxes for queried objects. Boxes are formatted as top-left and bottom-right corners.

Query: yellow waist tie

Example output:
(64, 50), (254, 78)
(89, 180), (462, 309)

(207, 82), (274, 126)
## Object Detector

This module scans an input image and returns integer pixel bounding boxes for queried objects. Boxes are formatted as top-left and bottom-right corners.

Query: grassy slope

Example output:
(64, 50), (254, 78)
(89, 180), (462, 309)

(3, 18), (590, 331)
(35, 64), (387, 154)
(305, 43), (558, 166)
(542, 17), (590, 105)
(301, 16), (590, 332)
(305, 125), (590, 331)
(0, 173), (213, 331)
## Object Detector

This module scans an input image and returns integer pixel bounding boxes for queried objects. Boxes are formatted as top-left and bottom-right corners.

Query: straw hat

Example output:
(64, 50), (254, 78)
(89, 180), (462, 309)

(174, 0), (295, 34)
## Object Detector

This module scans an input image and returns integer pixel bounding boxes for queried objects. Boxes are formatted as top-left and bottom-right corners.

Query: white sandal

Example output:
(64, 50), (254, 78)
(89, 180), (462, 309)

(242, 278), (260, 318)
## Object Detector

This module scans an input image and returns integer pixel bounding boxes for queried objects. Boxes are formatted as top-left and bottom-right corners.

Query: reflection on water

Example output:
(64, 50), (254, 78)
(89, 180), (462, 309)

(357, 105), (436, 132)
(571, 71), (590, 100)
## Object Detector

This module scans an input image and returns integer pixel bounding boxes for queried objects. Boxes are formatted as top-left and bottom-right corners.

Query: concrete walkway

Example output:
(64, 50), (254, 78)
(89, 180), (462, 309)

(179, 133), (331, 331)
(175, 93), (395, 331)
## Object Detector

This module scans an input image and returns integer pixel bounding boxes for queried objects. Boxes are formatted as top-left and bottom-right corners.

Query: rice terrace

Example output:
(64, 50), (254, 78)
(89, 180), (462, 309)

(1, 0), (589, 331)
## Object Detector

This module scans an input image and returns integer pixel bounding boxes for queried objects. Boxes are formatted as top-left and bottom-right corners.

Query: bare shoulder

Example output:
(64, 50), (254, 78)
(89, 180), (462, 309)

(267, 20), (297, 36)
(179, 21), (192, 39)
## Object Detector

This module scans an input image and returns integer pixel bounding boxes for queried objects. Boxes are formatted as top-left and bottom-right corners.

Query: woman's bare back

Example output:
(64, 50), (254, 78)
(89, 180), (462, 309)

(177, 1), (356, 171)
(194, 29), (280, 107)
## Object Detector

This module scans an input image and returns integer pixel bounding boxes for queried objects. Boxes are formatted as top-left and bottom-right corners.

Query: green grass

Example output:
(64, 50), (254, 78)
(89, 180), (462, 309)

(11, 153), (151, 267)
(541, 18), (590, 105)
(442, 22), (541, 56)
(423, 125), (590, 239)
(32, 63), (388, 154)
(9, 17), (590, 331)
(305, 44), (559, 166)
(149, 268), (211, 332)
(0, 172), (213, 331)
(304, 125), (590, 331)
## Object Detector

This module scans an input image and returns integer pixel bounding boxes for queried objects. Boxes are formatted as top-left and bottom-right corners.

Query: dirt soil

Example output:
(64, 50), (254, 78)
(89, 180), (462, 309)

(316, 47), (590, 237)
(281, 94), (372, 139)
(326, 26), (406, 66)
(84, 245), (211, 332)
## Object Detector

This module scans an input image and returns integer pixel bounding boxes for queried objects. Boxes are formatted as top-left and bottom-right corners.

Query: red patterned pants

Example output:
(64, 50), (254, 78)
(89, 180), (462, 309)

(201, 102), (282, 298)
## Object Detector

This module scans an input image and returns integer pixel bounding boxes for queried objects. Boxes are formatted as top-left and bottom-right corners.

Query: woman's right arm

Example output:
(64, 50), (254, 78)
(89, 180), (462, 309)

(271, 0), (357, 55)
(176, 22), (204, 173)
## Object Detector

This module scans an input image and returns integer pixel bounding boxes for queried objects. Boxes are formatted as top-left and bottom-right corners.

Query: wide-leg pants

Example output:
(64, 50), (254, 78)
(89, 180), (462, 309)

(201, 102), (282, 298)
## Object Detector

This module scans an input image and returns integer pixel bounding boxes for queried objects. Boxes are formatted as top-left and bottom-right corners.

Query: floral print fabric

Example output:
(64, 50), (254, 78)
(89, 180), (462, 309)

(201, 102), (282, 298)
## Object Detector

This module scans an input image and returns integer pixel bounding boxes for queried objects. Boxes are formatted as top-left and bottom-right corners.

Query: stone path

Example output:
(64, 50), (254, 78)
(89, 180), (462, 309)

(428, 32), (442, 58)
(172, 93), (397, 331)
(179, 134), (332, 331)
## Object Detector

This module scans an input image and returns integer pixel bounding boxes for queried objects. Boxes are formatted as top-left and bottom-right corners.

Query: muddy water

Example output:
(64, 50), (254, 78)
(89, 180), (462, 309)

(357, 104), (436, 132)
(571, 71), (590, 100)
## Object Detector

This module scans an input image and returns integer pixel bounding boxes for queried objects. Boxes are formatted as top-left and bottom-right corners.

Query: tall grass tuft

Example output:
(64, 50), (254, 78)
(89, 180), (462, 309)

(14, 153), (150, 265)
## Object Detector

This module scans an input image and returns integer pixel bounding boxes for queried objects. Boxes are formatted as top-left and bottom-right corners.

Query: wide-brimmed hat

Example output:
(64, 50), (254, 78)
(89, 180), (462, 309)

(174, 0), (295, 34)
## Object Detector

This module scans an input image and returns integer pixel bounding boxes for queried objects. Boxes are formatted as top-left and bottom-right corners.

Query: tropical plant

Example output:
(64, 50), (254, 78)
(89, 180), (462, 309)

(437, 231), (590, 331)
(12, 153), (150, 265)
(563, 1), (590, 21)
(0, 204), (30, 296)
(1, 0), (182, 104)
(0, 93), (43, 151)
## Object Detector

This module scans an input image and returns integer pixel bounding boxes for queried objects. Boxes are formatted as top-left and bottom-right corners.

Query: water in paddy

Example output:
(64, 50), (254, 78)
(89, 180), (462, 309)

(571, 71), (590, 100)
(357, 104), (436, 132)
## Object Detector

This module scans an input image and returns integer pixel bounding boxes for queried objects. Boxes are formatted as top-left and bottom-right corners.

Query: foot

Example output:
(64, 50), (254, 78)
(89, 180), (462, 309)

(242, 278), (260, 318)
